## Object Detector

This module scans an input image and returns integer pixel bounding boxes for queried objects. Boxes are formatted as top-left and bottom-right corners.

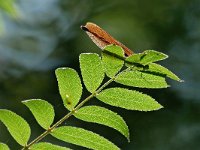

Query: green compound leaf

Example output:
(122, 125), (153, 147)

(51, 126), (120, 150)
(147, 63), (183, 82)
(102, 45), (124, 78)
(22, 99), (55, 130)
(115, 70), (169, 88)
(96, 88), (163, 111)
(0, 143), (10, 150)
(0, 109), (31, 146)
(74, 105), (129, 141)
(55, 68), (82, 111)
(80, 53), (104, 93)
(31, 142), (71, 150)
(126, 50), (168, 66)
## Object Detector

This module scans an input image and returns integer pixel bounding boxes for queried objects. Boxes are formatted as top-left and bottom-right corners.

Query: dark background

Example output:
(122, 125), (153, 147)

(0, 0), (200, 149)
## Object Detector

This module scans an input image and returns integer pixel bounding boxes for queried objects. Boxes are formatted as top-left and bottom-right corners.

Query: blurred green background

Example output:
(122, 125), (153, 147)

(0, 0), (200, 149)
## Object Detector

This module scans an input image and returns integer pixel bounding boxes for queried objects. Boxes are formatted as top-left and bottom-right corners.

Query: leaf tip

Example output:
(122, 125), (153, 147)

(21, 99), (33, 104)
(159, 105), (164, 109)
(179, 79), (184, 82)
(55, 67), (67, 72)
(166, 84), (171, 88)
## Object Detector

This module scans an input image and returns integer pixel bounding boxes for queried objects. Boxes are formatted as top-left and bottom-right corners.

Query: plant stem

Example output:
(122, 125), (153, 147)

(22, 77), (115, 150)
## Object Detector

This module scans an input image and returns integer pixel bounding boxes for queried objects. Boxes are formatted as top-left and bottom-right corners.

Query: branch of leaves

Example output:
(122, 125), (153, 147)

(0, 45), (182, 150)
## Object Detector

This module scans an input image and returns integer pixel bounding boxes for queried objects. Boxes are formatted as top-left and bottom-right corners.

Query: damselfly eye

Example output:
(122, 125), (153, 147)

(80, 25), (89, 32)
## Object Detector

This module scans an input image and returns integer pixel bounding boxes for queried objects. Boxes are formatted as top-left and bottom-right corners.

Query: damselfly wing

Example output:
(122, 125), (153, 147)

(80, 22), (133, 56)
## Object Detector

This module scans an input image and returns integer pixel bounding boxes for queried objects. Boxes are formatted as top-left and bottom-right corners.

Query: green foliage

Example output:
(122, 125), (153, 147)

(80, 53), (104, 93)
(147, 63), (182, 82)
(55, 68), (82, 110)
(74, 105), (129, 141)
(126, 50), (168, 66)
(97, 88), (163, 111)
(0, 45), (182, 149)
(115, 70), (169, 88)
(22, 99), (55, 129)
(0, 143), (9, 150)
(31, 142), (71, 150)
(0, 110), (31, 146)
(51, 126), (119, 150)
(102, 44), (124, 77)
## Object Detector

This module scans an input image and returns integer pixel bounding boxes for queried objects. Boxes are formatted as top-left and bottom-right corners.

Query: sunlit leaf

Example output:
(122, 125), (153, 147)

(102, 45), (124, 77)
(74, 105), (129, 141)
(115, 70), (169, 88)
(80, 53), (104, 93)
(147, 63), (183, 82)
(31, 142), (71, 150)
(126, 50), (168, 66)
(22, 99), (55, 129)
(51, 126), (119, 150)
(0, 143), (9, 150)
(55, 68), (82, 110)
(125, 53), (144, 67)
(0, 110), (31, 146)
(96, 88), (163, 111)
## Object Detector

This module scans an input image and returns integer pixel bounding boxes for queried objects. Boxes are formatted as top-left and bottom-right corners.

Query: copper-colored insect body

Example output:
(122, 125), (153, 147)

(80, 22), (133, 56)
